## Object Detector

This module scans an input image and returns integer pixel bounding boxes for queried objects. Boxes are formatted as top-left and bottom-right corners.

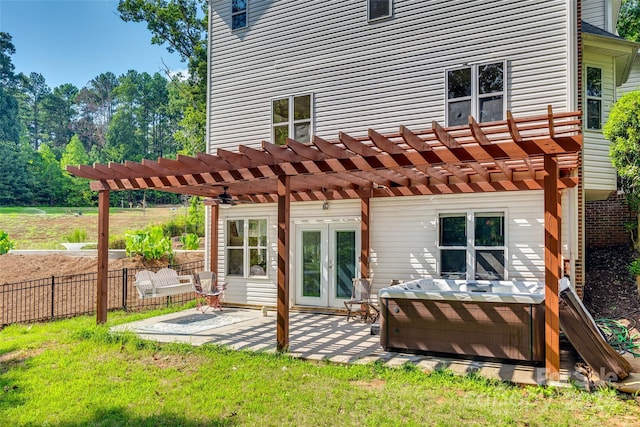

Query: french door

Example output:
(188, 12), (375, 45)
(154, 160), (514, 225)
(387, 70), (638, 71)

(295, 223), (359, 308)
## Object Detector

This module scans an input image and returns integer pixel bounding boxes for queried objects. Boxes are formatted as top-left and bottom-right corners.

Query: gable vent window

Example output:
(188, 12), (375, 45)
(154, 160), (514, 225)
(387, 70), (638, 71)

(231, 0), (248, 30)
(272, 94), (313, 145)
(586, 66), (602, 130)
(368, 0), (392, 21)
(446, 61), (506, 126)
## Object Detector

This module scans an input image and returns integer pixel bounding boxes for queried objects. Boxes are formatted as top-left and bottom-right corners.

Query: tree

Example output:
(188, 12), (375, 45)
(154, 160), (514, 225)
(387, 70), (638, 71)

(19, 72), (51, 150)
(118, 0), (208, 154)
(0, 141), (33, 205)
(26, 144), (66, 205)
(41, 83), (79, 149)
(60, 135), (94, 206)
(618, 0), (640, 41)
(604, 90), (640, 248)
(74, 72), (119, 149)
(0, 32), (20, 144)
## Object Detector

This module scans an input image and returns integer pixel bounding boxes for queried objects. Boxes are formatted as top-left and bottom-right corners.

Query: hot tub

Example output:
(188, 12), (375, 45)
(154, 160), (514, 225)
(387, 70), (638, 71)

(379, 278), (546, 363)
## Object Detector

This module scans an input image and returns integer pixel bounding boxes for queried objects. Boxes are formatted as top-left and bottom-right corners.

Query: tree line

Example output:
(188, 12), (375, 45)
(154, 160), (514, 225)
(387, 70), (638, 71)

(0, 0), (207, 207)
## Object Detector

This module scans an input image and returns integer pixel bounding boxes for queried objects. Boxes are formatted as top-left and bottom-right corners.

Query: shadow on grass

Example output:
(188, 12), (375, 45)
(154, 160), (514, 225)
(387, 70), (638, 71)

(55, 407), (238, 427)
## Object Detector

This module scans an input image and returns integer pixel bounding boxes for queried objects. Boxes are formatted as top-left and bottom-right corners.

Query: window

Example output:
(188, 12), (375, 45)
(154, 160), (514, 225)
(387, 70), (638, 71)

(368, 0), (392, 21)
(272, 94), (312, 145)
(446, 62), (505, 126)
(231, 0), (247, 30)
(226, 218), (267, 277)
(586, 66), (602, 130)
(438, 212), (506, 280)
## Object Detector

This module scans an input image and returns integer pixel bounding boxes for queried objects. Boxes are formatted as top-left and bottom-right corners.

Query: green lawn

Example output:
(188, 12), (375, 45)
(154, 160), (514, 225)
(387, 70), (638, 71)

(1, 310), (639, 426)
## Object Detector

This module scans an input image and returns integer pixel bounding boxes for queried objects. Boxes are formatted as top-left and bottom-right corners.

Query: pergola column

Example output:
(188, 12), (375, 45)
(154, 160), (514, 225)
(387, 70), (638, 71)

(209, 204), (219, 274)
(360, 197), (370, 278)
(544, 154), (561, 380)
(96, 190), (110, 324)
(276, 174), (291, 351)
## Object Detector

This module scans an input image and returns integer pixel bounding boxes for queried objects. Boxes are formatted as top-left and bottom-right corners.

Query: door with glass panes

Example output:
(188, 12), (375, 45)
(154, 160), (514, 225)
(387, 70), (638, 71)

(295, 223), (359, 307)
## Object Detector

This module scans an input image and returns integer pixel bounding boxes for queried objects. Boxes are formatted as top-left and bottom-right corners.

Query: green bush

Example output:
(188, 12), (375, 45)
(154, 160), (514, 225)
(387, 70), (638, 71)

(180, 233), (201, 250)
(64, 228), (87, 243)
(125, 226), (174, 261)
(0, 230), (15, 254)
(109, 235), (127, 250)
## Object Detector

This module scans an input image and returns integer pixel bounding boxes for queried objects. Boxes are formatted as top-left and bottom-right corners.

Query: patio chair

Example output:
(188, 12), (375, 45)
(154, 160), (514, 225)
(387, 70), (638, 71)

(193, 271), (227, 313)
(344, 278), (379, 322)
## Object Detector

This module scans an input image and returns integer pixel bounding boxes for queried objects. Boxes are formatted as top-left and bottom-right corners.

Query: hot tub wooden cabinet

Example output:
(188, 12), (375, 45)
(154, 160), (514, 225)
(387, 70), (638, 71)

(379, 279), (546, 363)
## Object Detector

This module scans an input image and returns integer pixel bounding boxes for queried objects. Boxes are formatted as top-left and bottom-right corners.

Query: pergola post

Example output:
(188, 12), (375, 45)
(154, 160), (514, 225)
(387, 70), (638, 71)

(209, 205), (219, 274)
(544, 154), (561, 380)
(276, 174), (291, 351)
(360, 197), (370, 278)
(96, 190), (110, 324)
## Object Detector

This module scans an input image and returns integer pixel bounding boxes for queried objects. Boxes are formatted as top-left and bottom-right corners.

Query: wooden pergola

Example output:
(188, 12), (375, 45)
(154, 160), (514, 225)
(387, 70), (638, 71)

(68, 106), (582, 379)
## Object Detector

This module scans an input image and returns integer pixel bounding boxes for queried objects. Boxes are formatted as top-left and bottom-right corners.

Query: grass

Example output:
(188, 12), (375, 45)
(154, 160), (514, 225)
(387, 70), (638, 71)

(1, 311), (639, 426)
(0, 207), (179, 249)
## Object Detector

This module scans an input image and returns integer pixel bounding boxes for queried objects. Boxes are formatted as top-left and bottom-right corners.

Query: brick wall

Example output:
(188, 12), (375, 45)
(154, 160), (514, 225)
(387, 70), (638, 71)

(585, 192), (633, 247)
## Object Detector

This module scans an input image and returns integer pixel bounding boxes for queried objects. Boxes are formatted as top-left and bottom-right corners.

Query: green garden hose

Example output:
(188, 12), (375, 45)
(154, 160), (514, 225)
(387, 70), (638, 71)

(595, 317), (640, 358)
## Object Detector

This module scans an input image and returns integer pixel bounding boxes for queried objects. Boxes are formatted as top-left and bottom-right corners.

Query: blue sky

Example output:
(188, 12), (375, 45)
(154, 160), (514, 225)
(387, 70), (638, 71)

(0, 0), (186, 89)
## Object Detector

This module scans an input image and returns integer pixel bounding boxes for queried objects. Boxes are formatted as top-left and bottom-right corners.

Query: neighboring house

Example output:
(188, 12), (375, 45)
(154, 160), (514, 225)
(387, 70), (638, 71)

(205, 0), (637, 306)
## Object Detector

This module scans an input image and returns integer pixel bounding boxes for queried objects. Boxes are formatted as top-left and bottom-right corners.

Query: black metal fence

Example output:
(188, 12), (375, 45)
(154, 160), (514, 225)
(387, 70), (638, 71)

(0, 260), (204, 327)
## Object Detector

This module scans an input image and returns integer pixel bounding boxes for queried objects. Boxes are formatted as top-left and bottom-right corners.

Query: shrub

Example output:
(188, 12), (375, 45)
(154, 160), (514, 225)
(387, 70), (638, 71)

(125, 226), (173, 261)
(0, 230), (15, 254)
(180, 233), (201, 250)
(65, 228), (87, 243)
(629, 259), (640, 276)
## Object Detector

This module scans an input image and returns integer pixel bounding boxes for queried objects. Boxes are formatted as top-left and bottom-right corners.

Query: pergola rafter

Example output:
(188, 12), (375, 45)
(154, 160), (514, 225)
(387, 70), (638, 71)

(69, 109), (582, 201)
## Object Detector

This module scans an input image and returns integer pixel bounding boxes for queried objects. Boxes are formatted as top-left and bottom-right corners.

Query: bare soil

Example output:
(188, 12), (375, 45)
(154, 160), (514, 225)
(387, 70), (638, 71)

(0, 252), (204, 286)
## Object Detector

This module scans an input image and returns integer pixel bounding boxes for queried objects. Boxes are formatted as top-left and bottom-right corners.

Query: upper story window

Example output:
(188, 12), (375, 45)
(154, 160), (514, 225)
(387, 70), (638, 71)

(226, 218), (267, 277)
(586, 66), (602, 130)
(232, 0), (248, 30)
(272, 94), (313, 145)
(438, 212), (506, 280)
(446, 62), (506, 126)
(368, 0), (392, 21)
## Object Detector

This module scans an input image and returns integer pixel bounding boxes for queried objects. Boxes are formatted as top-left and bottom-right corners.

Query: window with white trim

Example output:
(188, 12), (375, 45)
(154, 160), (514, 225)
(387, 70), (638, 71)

(272, 94), (313, 145)
(446, 61), (506, 126)
(231, 0), (248, 30)
(226, 218), (267, 277)
(368, 0), (392, 21)
(586, 66), (602, 130)
(438, 212), (506, 280)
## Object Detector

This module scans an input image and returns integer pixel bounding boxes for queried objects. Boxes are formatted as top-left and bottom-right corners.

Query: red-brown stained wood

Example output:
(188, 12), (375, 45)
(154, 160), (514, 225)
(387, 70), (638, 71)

(277, 175), (291, 351)
(96, 190), (110, 324)
(544, 154), (561, 380)
(360, 197), (370, 278)
(210, 204), (219, 274)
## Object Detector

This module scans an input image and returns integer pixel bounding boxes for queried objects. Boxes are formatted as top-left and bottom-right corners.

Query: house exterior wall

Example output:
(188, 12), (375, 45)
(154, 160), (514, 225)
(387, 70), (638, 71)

(208, 0), (572, 150)
(216, 192), (556, 306)
(582, 0), (622, 33)
(617, 55), (640, 95)
(206, 0), (584, 306)
(585, 192), (633, 247)
(582, 52), (617, 194)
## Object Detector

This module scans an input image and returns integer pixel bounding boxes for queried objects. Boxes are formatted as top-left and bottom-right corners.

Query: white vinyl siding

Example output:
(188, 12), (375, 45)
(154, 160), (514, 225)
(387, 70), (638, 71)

(208, 0), (571, 151)
(583, 0), (606, 28)
(617, 55), (640, 96)
(213, 192), (552, 307)
(583, 53), (617, 192)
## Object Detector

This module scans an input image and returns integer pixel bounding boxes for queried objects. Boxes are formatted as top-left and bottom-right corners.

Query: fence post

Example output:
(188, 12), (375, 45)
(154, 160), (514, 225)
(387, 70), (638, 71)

(50, 275), (55, 320)
(122, 268), (128, 311)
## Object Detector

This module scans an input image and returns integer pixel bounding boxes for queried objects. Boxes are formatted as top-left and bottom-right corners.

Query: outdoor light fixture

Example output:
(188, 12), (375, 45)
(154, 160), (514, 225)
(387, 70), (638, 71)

(322, 201), (329, 210)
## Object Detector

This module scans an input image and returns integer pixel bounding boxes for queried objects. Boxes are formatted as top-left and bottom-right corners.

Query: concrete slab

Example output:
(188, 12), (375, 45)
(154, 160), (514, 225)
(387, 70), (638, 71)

(114, 307), (580, 387)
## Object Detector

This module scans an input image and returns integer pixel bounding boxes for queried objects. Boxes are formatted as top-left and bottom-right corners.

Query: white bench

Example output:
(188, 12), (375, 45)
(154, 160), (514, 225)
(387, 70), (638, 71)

(134, 268), (194, 299)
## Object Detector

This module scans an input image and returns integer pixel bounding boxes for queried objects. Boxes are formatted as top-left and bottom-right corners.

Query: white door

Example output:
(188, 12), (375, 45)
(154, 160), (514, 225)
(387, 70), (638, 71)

(295, 223), (359, 308)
